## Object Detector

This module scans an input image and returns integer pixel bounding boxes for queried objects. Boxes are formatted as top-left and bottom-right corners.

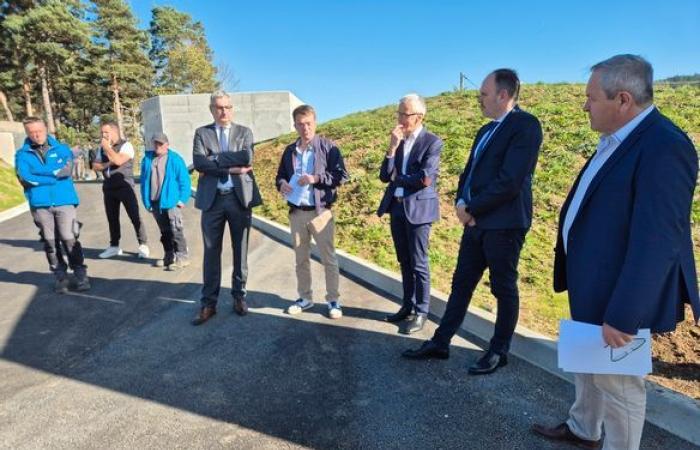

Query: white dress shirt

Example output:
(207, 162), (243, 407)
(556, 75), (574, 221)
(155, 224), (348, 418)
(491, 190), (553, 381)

(394, 125), (423, 198)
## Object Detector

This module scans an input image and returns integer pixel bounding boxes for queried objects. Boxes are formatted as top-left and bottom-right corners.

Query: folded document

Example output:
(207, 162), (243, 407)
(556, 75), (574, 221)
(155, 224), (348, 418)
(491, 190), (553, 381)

(558, 319), (652, 376)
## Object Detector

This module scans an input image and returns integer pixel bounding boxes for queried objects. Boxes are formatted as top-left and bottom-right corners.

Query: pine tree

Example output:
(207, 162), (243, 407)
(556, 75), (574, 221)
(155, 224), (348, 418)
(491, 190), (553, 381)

(91, 0), (153, 139)
(0, 0), (39, 118)
(3, 0), (91, 133)
(149, 6), (219, 95)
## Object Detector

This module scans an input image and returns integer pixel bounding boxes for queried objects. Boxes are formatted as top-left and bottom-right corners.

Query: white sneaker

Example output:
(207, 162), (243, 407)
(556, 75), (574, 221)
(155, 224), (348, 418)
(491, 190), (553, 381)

(328, 301), (342, 319)
(99, 246), (122, 259)
(287, 298), (313, 315)
(137, 244), (150, 259)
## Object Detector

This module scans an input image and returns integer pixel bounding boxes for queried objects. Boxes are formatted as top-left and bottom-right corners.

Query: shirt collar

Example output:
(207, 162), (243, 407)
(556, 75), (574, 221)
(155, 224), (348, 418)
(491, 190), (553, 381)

(608, 104), (655, 144)
(295, 140), (314, 154)
(494, 108), (512, 124)
(406, 125), (423, 142)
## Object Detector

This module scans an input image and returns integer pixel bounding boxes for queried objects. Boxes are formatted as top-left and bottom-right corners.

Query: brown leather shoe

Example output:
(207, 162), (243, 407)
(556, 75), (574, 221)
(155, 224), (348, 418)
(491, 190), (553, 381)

(531, 422), (601, 449)
(191, 306), (216, 326)
(233, 295), (248, 316)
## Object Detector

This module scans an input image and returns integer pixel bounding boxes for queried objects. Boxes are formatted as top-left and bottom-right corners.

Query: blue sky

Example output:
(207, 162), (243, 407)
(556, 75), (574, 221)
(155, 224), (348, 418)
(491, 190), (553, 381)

(130, 0), (699, 122)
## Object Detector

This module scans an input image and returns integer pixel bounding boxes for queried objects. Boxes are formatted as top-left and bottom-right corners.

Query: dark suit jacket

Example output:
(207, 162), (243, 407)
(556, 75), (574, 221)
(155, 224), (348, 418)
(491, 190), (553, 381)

(456, 106), (542, 229)
(377, 128), (443, 224)
(275, 135), (349, 208)
(553, 108), (700, 334)
(192, 122), (262, 211)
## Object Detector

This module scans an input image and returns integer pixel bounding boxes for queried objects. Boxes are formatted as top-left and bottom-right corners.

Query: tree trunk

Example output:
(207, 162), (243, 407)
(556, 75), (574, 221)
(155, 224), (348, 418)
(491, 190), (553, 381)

(22, 75), (34, 117)
(48, 79), (60, 128)
(111, 73), (124, 139)
(0, 90), (14, 122)
(39, 64), (56, 134)
(131, 106), (141, 142)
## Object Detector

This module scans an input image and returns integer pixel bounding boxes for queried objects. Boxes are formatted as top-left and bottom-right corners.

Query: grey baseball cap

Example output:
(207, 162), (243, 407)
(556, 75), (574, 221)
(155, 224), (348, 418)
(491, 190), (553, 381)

(152, 132), (169, 144)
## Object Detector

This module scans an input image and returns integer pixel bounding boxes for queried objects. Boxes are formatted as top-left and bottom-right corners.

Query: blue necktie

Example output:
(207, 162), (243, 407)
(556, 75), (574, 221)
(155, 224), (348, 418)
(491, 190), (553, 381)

(460, 121), (498, 203)
(218, 127), (229, 184)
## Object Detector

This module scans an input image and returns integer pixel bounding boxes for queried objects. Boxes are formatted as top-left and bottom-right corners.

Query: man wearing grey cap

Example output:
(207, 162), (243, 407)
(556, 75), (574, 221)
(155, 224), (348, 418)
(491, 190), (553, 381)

(140, 132), (192, 270)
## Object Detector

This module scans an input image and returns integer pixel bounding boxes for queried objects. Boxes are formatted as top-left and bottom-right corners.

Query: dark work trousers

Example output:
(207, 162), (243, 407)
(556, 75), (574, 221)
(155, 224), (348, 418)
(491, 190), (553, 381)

(433, 226), (526, 355)
(31, 205), (87, 280)
(103, 185), (148, 247)
(389, 199), (432, 316)
(151, 200), (188, 266)
(200, 192), (251, 307)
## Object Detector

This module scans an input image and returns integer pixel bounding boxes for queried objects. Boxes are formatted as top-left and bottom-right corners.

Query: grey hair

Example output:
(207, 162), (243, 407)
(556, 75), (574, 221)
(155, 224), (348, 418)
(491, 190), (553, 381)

(591, 54), (653, 106)
(210, 90), (231, 106)
(399, 93), (427, 115)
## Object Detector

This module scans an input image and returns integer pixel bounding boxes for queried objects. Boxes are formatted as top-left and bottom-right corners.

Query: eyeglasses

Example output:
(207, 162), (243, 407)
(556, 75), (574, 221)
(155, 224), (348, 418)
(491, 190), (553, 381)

(213, 106), (233, 111)
(396, 111), (422, 118)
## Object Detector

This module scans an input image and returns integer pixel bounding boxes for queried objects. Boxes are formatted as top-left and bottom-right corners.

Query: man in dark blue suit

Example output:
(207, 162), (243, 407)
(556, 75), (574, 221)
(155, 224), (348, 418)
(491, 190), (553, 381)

(403, 69), (542, 375)
(377, 94), (443, 334)
(533, 55), (700, 450)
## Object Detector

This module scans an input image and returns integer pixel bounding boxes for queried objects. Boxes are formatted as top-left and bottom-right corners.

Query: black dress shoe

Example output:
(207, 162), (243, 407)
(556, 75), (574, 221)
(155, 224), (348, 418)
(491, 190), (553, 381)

(403, 315), (426, 334)
(385, 305), (413, 323)
(531, 422), (601, 449)
(468, 349), (508, 375)
(402, 340), (449, 359)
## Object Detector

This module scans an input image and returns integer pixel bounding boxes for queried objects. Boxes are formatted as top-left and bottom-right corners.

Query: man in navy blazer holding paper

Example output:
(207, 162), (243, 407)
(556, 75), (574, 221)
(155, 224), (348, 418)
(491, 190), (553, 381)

(532, 55), (699, 450)
(402, 69), (542, 375)
(377, 93), (443, 334)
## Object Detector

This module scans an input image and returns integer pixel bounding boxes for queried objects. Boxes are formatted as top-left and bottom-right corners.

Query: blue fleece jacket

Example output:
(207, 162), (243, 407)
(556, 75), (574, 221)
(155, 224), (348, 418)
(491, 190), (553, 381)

(14, 136), (79, 208)
(140, 149), (191, 211)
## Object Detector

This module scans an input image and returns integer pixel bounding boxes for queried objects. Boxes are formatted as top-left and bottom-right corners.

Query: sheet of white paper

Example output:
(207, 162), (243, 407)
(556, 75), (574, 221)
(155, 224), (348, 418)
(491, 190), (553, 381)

(558, 319), (652, 376)
(284, 173), (305, 206)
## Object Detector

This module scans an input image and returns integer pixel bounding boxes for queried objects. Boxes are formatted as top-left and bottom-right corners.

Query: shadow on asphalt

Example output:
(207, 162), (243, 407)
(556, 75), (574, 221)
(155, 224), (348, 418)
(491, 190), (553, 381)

(0, 239), (170, 265)
(0, 267), (508, 448)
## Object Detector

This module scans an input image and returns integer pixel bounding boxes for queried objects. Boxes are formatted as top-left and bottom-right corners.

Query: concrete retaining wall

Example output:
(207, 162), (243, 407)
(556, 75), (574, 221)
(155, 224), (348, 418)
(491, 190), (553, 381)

(0, 121), (25, 167)
(141, 91), (304, 167)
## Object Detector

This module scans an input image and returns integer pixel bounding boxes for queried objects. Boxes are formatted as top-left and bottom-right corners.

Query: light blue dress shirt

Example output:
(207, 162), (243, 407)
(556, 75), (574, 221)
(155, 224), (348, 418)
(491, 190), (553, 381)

(216, 125), (234, 190)
(457, 109), (512, 207)
(562, 105), (655, 253)
(294, 142), (316, 206)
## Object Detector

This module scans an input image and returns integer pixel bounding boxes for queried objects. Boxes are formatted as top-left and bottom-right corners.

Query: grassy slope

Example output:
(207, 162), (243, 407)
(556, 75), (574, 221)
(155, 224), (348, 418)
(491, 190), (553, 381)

(254, 84), (700, 336)
(0, 161), (24, 212)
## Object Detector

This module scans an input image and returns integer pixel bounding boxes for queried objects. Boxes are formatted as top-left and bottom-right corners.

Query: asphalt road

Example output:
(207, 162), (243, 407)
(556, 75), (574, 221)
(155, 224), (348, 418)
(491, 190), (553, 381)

(0, 183), (695, 449)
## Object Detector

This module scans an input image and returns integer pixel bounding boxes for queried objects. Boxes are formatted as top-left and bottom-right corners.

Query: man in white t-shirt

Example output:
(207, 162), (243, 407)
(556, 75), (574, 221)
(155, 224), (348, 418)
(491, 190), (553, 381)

(91, 120), (149, 259)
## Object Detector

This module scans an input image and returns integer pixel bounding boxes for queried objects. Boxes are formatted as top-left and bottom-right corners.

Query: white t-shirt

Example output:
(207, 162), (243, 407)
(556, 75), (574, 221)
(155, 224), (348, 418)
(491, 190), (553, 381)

(96, 141), (135, 161)
(96, 141), (135, 177)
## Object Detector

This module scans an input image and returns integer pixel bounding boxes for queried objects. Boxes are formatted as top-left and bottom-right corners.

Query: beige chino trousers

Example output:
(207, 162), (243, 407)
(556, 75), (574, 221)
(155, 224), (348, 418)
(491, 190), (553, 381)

(289, 208), (340, 302)
(567, 372), (646, 450)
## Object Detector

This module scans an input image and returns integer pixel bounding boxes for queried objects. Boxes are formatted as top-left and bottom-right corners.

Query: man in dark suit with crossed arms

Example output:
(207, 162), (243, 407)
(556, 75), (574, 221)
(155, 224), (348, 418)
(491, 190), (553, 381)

(191, 90), (262, 326)
(403, 69), (542, 375)
(377, 93), (443, 334)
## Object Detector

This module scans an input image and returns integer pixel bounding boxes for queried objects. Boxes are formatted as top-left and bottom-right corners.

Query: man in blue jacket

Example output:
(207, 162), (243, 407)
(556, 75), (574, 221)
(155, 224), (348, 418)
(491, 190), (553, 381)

(140, 133), (191, 271)
(532, 55), (700, 450)
(377, 94), (443, 334)
(14, 116), (90, 293)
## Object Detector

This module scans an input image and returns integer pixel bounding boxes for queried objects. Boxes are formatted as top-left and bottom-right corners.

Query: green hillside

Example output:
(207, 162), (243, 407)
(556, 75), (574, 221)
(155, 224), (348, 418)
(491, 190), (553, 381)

(0, 162), (24, 212)
(254, 84), (700, 336)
